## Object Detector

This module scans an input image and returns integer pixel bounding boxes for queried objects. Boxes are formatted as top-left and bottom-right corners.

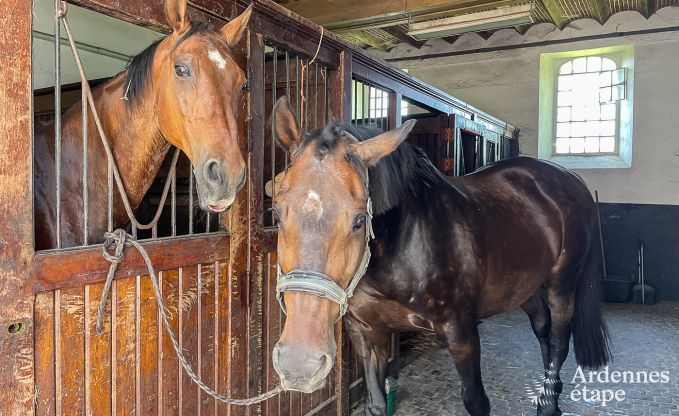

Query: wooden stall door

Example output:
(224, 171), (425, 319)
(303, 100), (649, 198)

(31, 6), (260, 416)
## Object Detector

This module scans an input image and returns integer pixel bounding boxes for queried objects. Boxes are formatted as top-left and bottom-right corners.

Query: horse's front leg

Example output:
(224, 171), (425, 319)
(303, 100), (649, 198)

(345, 316), (391, 416)
(441, 319), (491, 416)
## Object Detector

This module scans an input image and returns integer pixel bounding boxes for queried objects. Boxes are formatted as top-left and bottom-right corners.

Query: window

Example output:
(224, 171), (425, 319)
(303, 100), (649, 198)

(539, 46), (634, 169)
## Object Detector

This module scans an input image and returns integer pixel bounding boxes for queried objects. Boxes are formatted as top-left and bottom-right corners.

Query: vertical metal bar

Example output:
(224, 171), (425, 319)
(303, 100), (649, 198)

(361, 82), (365, 125)
(271, 46), (277, 224)
(285, 51), (290, 98)
(108, 160), (113, 233)
(314, 63), (319, 129)
(285, 51), (290, 169)
(323, 66), (328, 124)
(82, 86), (89, 245)
(189, 171), (194, 235)
(171, 164), (177, 237)
(305, 58), (310, 129)
(295, 55), (300, 124)
(353, 80), (357, 122)
(54, 0), (62, 248)
(205, 212), (211, 233)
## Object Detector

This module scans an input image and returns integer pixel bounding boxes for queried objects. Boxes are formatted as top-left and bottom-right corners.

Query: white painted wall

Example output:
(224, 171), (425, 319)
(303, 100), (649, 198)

(372, 9), (679, 205)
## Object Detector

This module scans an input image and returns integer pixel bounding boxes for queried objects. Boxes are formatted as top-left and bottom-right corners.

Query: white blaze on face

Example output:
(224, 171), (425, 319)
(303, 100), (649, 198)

(303, 190), (324, 220)
(208, 49), (227, 70)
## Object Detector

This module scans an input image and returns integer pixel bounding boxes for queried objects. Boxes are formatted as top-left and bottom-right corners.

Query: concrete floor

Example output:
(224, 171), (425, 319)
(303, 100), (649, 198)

(351, 302), (679, 416)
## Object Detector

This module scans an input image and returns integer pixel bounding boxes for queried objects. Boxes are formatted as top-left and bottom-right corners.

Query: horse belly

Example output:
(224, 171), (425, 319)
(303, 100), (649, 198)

(478, 271), (545, 318)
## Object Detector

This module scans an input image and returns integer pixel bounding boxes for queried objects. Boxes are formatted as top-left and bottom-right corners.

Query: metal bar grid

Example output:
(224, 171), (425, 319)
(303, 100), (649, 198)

(262, 42), (331, 228)
(43, 5), (220, 252)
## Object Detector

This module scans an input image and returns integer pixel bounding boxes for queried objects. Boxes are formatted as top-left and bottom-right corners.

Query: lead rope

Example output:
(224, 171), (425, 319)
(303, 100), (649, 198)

(56, 1), (284, 404)
(97, 230), (284, 405)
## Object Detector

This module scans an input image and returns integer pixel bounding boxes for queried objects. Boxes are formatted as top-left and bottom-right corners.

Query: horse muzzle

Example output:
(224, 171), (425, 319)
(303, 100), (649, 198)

(272, 342), (334, 393)
(195, 158), (246, 213)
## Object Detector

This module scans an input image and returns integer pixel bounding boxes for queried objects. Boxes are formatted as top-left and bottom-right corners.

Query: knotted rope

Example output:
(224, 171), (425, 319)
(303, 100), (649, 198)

(96, 230), (284, 405)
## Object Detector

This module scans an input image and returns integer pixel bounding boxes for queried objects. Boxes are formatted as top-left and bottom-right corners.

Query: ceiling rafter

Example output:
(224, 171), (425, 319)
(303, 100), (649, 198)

(286, 0), (528, 31)
(639, 0), (657, 18)
(539, 0), (568, 29)
(276, 0), (677, 50)
(589, 0), (611, 24)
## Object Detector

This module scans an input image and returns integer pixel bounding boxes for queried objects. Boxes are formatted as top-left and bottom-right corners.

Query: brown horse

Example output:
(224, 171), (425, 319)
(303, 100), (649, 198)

(269, 96), (611, 416)
(34, 0), (252, 249)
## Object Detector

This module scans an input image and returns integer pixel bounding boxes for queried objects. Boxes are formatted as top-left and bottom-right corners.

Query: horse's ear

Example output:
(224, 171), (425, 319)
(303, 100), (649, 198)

(165, 0), (190, 34)
(351, 120), (416, 166)
(220, 4), (253, 47)
(273, 96), (303, 154)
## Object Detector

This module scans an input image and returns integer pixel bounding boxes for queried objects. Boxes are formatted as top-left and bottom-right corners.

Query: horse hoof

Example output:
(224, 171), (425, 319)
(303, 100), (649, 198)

(365, 403), (387, 416)
(537, 403), (562, 416)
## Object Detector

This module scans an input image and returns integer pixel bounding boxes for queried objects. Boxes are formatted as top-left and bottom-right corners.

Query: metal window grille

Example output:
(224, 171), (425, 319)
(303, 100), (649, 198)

(554, 56), (622, 155)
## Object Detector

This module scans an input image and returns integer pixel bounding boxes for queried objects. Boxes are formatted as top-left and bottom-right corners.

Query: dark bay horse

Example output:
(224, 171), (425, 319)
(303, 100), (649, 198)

(269, 96), (611, 416)
(34, 0), (252, 249)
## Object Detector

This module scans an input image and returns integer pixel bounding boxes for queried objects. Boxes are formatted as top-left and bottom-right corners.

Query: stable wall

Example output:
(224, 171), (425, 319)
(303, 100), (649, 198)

(372, 9), (679, 206)
(372, 9), (679, 300)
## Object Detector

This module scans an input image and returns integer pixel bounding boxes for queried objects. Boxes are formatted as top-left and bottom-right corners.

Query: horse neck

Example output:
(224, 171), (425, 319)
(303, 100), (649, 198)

(91, 74), (170, 210)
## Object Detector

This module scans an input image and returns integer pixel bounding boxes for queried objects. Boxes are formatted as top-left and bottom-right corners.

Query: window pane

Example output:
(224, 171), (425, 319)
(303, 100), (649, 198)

(601, 103), (616, 119)
(558, 91), (573, 106)
(586, 104), (601, 121)
(557, 107), (571, 122)
(587, 56), (602, 72)
(599, 71), (612, 87)
(602, 58), (616, 71)
(560, 61), (573, 74)
(570, 137), (585, 153)
(586, 120), (601, 136)
(573, 57), (587, 73)
(556, 122), (571, 137)
(572, 105), (586, 121)
(600, 136), (615, 152)
(613, 84), (626, 101)
(599, 87), (612, 103)
(556, 138), (570, 154)
(558, 75), (573, 91)
(601, 120), (616, 136)
(571, 121), (586, 137)
(612, 68), (625, 84)
(585, 137), (600, 153)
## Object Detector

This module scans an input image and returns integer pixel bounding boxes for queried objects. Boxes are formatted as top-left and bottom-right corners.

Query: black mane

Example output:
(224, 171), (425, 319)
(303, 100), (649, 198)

(123, 22), (210, 105)
(301, 123), (450, 215)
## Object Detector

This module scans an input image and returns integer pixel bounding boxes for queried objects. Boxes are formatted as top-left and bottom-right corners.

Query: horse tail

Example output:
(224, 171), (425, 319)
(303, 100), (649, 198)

(571, 229), (612, 369)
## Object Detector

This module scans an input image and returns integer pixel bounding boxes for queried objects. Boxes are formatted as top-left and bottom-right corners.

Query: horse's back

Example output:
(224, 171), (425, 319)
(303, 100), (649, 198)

(441, 157), (598, 315)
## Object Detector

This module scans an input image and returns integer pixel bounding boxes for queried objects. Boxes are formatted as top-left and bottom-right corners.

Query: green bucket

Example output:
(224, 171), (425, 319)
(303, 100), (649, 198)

(385, 377), (397, 416)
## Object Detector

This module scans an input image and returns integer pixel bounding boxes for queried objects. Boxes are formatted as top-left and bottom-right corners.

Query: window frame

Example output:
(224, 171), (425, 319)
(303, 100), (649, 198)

(538, 45), (635, 169)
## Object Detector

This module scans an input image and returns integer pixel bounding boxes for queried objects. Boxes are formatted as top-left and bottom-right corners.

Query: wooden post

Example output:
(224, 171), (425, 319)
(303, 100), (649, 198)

(329, 49), (353, 416)
(0, 0), (35, 414)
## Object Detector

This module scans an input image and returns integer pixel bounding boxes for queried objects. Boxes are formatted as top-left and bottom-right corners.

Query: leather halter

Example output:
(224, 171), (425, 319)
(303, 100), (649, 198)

(276, 132), (375, 320)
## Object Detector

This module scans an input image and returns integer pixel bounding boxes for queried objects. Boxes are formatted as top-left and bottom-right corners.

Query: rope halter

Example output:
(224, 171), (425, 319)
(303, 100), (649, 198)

(276, 141), (375, 320)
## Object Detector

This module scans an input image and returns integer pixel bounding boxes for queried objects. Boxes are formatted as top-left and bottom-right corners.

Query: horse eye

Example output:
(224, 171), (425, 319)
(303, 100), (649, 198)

(174, 64), (191, 78)
(240, 80), (249, 93)
(352, 214), (366, 232)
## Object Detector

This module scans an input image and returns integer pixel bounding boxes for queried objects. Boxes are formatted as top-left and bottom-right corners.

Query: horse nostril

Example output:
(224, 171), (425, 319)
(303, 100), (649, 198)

(204, 159), (222, 186)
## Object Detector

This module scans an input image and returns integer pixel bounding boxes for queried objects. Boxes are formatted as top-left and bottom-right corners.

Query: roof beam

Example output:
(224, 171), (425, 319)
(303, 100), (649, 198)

(589, 0), (611, 24)
(285, 0), (523, 30)
(540, 0), (568, 29)
(639, 0), (656, 19)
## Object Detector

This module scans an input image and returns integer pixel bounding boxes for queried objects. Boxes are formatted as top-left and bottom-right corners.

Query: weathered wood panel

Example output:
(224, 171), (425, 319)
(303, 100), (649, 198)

(35, 233), (231, 292)
(0, 0), (35, 415)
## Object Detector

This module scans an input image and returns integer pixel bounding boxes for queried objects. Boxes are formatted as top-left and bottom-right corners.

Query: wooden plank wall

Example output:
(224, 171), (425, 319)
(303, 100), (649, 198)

(0, 1), (35, 415)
